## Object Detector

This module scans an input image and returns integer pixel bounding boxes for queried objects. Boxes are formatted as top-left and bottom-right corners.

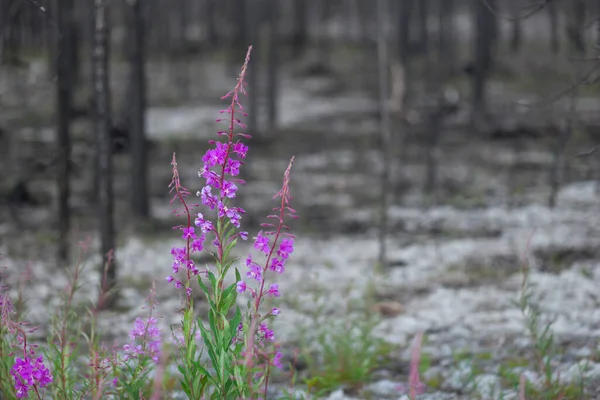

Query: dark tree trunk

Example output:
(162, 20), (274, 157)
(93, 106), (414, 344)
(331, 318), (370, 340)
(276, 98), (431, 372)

(129, 0), (149, 219)
(291, 0), (308, 59)
(472, 0), (494, 124)
(510, 0), (522, 54)
(597, 0), (600, 47)
(205, 0), (219, 47)
(266, 0), (279, 132)
(377, 0), (392, 269)
(438, 0), (454, 72)
(314, 0), (331, 67)
(395, 0), (413, 109)
(245, 0), (259, 138)
(566, 0), (585, 54)
(55, 0), (75, 264)
(235, 0), (247, 52)
(92, 0), (116, 290)
(398, 0), (412, 62)
(417, 0), (429, 57)
(548, 0), (559, 54)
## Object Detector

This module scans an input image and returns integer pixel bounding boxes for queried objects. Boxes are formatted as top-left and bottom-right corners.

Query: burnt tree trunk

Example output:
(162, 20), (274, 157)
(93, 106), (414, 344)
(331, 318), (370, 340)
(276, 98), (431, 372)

(245, 0), (259, 139)
(92, 0), (116, 291)
(129, 0), (149, 219)
(417, 0), (429, 58)
(205, 0), (218, 47)
(566, 0), (585, 54)
(291, 0), (308, 59)
(55, 0), (75, 264)
(510, 0), (522, 53)
(547, 0), (559, 54)
(266, 0), (279, 132)
(438, 0), (454, 73)
(396, 0), (413, 110)
(471, 0), (494, 125)
(377, 0), (391, 269)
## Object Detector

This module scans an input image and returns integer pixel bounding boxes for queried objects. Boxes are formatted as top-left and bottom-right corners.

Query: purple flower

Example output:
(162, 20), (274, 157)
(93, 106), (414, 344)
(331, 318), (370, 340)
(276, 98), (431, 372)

(270, 258), (285, 274)
(225, 159), (242, 176)
(236, 281), (247, 293)
(171, 247), (186, 263)
(254, 232), (270, 254)
(259, 323), (276, 342)
(191, 236), (205, 253)
(194, 213), (213, 233)
(181, 227), (196, 240)
(221, 180), (238, 198)
(277, 238), (294, 259)
(267, 283), (280, 298)
(273, 351), (283, 369)
(233, 142), (248, 158)
(246, 264), (262, 281)
(271, 307), (280, 315)
(200, 186), (217, 209)
(11, 355), (52, 398)
(123, 317), (162, 363)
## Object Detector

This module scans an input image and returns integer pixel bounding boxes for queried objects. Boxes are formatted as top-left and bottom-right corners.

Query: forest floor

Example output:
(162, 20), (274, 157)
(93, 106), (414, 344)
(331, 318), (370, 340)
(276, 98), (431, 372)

(1, 42), (600, 398)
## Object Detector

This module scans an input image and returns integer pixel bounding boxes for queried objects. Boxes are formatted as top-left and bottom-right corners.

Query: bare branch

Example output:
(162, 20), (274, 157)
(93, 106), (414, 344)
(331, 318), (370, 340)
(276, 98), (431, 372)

(480, 0), (558, 22)
(576, 147), (599, 158)
(516, 64), (599, 108)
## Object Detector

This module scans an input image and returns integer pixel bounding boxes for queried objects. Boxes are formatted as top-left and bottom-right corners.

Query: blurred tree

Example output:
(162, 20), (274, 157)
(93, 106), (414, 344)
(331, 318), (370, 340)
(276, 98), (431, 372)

(471, 0), (495, 125)
(417, 0), (429, 58)
(91, 0), (117, 292)
(438, 0), (454, 73)
(245, 0), (259, 139)
(266, 0), (279, 132)
(566, 0), (585, 54)
(313, 0), (330, 70)
(510, 0), (522, 54)
(128, 0), (149, 219)
(376, 0), (391, 269)
(395, 0), (413, 111)
(55, 0), (75, 264)
(4, 0), (22, 65)
(292, 0), (308, 59)
(205, 0), (219, 47)
(547, 0), (560, 54)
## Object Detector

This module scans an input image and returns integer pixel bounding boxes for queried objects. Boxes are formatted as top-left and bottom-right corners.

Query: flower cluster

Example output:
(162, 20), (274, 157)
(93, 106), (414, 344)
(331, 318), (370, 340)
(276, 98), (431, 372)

(237, 157), (297, 370)
(236, 158), (296, 304)
(11, 353), (52, 398)
(122, 284), (162, 365)
(196, 56), (251, 232)
(122, 316), (162, 363)
(166, 48), (252, 295)
(166, 154), (203, 294)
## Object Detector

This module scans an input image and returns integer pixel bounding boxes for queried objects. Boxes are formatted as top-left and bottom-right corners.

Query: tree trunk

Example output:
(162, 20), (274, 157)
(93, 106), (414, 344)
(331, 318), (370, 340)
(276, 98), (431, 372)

(205, 0), (219, 47)
(291, 0), (308, 59)
(245, 0), (260, 139)
(266, 0), (279, 132)
(438, 0), (454, 73)
(417, 0), (428, 57)
(129, 0), (149, 219)
(510, 0), (522, 53)
(547, 0), (559, 54)
(472, 0), (493, 124)
(566, 0), (585, 54)
(394, 0), (413, 111)
(92, 0), (116, 291)
(376, 0), (391, 269)
(55, 0), (75, 264)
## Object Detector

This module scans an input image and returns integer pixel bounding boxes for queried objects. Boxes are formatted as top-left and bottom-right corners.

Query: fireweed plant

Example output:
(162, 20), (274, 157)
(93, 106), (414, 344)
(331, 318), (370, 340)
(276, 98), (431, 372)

(167, 45), (297, 399)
